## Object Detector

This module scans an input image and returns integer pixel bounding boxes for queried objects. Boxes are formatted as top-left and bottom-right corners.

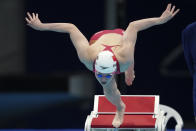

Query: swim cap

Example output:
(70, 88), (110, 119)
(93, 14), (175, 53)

(95, 50), (117, 74)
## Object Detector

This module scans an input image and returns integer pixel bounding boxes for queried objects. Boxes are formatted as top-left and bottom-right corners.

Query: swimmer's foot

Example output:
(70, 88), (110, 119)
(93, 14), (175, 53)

(112, 103), (126, 128)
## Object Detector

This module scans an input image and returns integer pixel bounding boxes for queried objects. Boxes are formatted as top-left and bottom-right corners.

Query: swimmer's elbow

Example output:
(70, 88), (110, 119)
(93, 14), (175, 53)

(59, 23), (77, 33)
(128, 22), (139, 32)
(67, 23), (77, 33)
(79, 58), (92, 70)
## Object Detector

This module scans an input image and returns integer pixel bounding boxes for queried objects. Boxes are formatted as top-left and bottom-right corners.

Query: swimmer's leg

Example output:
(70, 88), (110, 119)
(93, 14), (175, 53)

(103, 81), (125, 128)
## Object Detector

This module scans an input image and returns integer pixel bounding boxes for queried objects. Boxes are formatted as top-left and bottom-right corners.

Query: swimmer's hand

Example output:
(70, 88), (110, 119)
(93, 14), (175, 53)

(158, 3), (180, 24)
(125, 69), (135, 86)
(125, 71), (135, 86)
(25, 12), (45, 31)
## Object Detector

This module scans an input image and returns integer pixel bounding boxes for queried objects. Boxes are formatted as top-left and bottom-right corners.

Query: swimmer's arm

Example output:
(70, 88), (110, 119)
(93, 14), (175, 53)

(124, 4), (179, 44)
(25, 12), (76, 33)
(31, 22), (75, 33)
(25, 12), (91, 64)
(131, 4), (179, 31)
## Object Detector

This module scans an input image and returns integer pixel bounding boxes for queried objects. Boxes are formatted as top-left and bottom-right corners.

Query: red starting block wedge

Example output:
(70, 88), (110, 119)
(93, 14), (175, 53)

(85, 95), (183, 131)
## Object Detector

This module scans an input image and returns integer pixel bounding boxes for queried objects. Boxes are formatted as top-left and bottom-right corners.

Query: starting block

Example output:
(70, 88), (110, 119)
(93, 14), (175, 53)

(85, 95), (183, 131)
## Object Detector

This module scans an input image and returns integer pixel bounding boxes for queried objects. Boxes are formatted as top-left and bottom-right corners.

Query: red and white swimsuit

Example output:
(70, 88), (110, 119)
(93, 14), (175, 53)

(89, 29), (124, 74)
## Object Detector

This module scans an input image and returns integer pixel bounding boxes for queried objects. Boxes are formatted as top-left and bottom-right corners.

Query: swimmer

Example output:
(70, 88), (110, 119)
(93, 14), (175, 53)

(25, 3), (180, 127)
